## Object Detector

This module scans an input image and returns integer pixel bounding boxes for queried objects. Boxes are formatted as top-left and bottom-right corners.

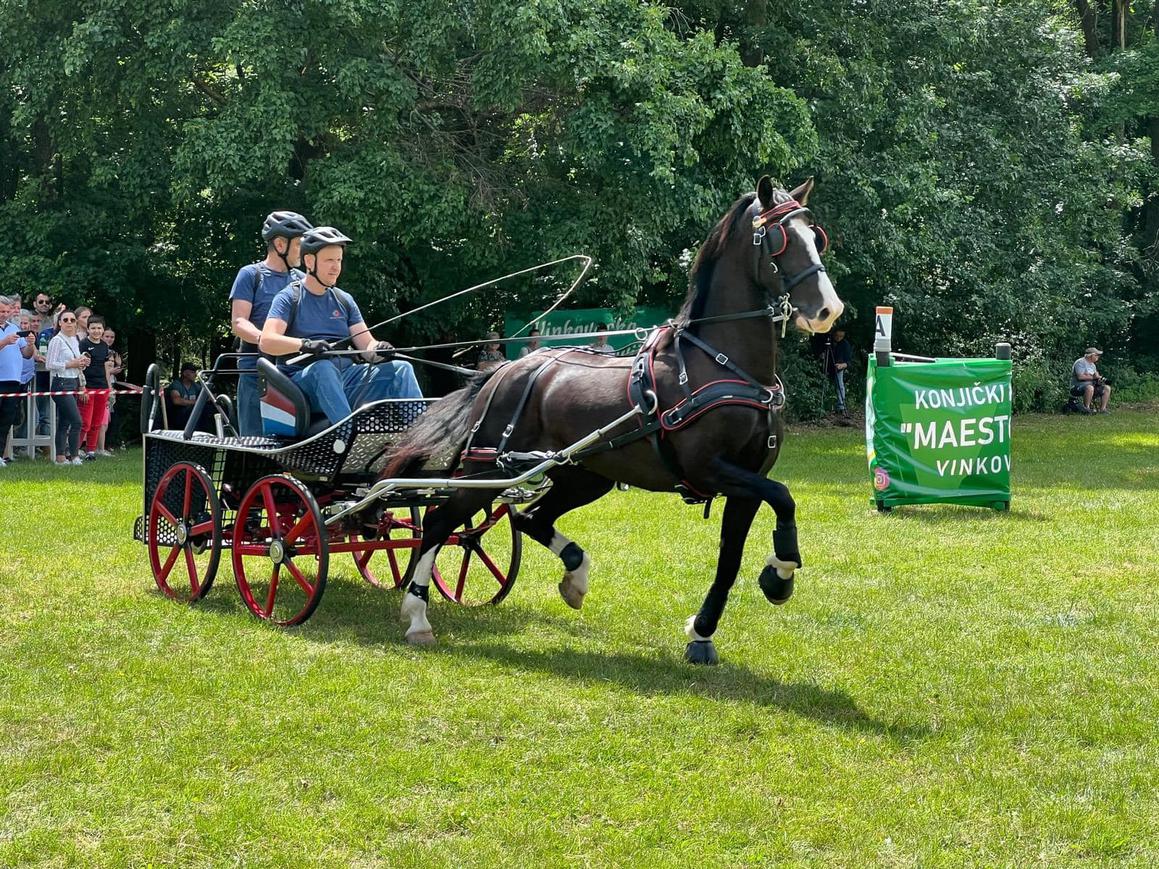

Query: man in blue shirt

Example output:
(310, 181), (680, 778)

(258, 227), (421, 427)
(230, 210), (313, 435)
(0, 295), (35, 466)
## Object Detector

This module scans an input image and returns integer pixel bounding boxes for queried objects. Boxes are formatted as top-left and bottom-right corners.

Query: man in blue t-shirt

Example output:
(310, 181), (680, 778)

(229, 210), (313, 435)
(258, 227), (421, 427)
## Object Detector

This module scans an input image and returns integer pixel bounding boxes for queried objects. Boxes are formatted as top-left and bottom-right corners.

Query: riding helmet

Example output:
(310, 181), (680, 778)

(300, 226), (353, 254)
(261, 211), (314, 241)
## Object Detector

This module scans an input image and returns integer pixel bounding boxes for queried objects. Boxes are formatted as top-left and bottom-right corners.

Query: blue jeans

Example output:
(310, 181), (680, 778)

(291, 359), (422, 425)
(237, 370), (262, 437)
(833, 369), (847, 411)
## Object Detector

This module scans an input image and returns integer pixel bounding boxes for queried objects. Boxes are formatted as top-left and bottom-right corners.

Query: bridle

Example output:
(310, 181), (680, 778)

(751, 198), (829, 293)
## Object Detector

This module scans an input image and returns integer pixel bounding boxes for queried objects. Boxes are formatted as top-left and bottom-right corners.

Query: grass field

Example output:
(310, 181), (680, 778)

(2, 407), (1157, 866)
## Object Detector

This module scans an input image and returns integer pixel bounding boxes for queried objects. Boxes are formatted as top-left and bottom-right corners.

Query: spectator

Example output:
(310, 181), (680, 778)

(0, 295), (37, 466)
(35, 313), (58, 438)
(96, 326), (124, 455)
(259, 226), (421, 427)
(167, 362), (201, 430)
(828, 328), (854, 419)
(230, 210), (312, 435)
(477, 332), (506, 371)
(517, 327), (543, 358)
(32, 291), (53, 328)
(14, 312), (37, 443)
(46, 309), (88, 465)
(1070, 347), (1112, 414)
(590, 324), (615, 355)
(77, 315), (113, 459)
(75, 306), (91, 341)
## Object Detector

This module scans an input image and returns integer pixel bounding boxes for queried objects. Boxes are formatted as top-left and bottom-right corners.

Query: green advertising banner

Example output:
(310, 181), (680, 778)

(866, 356), (1013, 510)
(503, 306), (670, 352)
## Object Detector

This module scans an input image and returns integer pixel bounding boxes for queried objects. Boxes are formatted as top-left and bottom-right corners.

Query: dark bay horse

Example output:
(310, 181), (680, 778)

(386, 176), (843, 664)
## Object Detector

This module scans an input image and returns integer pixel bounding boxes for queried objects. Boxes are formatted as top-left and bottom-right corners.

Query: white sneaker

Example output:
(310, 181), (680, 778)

(96, 450), (114, 457)
(55, 457), (71, 466)
(71, 457), (84, 466)
(0, 458), (7, 468)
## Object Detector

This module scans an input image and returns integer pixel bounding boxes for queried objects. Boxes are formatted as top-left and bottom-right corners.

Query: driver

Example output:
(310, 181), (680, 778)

(259, 226), (421, 426)
(230, 210), (313, 435)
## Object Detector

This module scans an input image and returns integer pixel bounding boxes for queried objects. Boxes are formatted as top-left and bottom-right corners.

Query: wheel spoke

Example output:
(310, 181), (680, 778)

(185, 548), (200, 597)
(476, 548), (507, 585)
(283, 512), (313, 544)
(158, 545), (181, 582)
(286, 561), (315, 596)
(455, 551), (472, 599)
(264, 566), (281, 617)
(386, 548), (400, 584)
(189, 519), (216, 536)
(261, 483), (281, 536)
(155, 502), (179, 526)
(183, 471), (193, 516)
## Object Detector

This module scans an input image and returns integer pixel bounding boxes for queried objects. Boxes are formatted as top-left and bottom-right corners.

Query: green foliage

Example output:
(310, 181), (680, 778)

(0, 0), (1155, 410)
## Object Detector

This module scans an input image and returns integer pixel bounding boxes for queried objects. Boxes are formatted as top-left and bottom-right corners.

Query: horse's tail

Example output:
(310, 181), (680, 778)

(383, 370), (499, 478)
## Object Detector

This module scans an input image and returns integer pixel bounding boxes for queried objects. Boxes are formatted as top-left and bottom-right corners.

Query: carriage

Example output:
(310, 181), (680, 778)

(133, 354), (539, 625)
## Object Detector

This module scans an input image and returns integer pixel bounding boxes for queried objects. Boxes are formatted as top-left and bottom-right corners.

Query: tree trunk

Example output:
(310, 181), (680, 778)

(1073, 0), (1100, 58)
(1112, 0), (1127, 50)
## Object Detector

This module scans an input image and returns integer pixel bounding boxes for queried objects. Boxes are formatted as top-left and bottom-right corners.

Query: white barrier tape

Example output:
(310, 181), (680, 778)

(19, 386), (149, 398)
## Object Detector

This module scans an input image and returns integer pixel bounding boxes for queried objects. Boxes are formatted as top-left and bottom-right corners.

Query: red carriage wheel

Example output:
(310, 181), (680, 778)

(148, 462), (222, 602)
(432, 502), (522, 606)
(352, 507), (422, 589)
(231, 475), (329, 626)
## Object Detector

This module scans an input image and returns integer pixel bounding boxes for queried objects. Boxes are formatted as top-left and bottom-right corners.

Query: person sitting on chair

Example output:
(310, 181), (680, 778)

(1070, 347), (1111, 414)
(258, 226), (422, 426)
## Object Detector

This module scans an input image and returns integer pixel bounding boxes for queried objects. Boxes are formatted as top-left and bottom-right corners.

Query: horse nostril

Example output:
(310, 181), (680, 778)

(818, 307), (831, 322)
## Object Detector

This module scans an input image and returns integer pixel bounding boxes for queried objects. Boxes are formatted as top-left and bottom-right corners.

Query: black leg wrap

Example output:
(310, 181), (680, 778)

(407, 582), (429, 602)
(693, 613), (717, 639)
(684, 640), (719, 666)
(560, 541), (585, 572)
(758, 564), (794, 605)
(772, 521), (802, 569)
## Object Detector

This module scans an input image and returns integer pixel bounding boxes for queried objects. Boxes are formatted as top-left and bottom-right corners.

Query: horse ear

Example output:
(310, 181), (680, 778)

(757, 176), (775, 209)
(789, 176), (815, 206)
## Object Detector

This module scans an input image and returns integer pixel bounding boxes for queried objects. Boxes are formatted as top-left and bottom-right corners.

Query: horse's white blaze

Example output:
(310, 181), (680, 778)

(400, 549), (437, 638)
(788, 219), (843, 333)
(685, 615), (710, 642)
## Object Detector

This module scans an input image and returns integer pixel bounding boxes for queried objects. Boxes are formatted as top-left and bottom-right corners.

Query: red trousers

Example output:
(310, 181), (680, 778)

(78, 390), (109, 453)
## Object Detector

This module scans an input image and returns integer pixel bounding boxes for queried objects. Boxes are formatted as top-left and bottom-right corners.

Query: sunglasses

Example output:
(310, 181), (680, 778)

(60, 317), (76, 323)
(35, 299), (51, 305)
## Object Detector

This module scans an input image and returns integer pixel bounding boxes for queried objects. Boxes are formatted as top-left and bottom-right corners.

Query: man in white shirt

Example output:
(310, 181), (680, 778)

(1070, 347), (1111, 414)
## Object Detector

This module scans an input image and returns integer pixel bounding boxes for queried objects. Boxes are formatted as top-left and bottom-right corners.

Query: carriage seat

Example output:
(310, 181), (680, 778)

(257, 357), (331, 438)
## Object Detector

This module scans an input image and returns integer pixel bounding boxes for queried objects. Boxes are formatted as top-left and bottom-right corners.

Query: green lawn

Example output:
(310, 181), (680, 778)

(2, 408), (1157, 866)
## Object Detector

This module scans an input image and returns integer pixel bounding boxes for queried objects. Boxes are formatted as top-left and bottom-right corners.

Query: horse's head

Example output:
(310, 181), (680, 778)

(749, 176), (843, 334)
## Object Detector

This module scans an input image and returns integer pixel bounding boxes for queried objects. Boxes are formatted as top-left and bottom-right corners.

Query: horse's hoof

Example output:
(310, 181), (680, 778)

(558, 578), (585, 610)
(684, 640), (719, 666)
(406, 630), (436, 646)
(759, 564), (794, 605)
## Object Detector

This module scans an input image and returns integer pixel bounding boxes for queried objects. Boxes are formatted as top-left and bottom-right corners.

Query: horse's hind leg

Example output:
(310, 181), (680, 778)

(401, 487), (498, 645)
(512, 468), (613, 609)
(685, 495), (760, 665)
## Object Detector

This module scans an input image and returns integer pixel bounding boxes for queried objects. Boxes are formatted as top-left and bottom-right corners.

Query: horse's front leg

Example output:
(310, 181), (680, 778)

(755, 477), (800, 605)
(685, 495), (760, 665)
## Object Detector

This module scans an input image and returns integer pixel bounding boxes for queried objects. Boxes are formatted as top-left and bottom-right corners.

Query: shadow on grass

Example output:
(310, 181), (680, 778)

(446, 640), (930, 742)
(175, 575), (927, 742)
(875, 505), (1050, 523)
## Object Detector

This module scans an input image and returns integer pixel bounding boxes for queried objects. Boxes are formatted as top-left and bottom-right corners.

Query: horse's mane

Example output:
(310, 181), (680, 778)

(677, 186), (795, 327)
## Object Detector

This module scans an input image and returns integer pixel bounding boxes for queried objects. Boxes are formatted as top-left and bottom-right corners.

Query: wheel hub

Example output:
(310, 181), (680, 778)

(268, 539), (286, 564)
(175, 522), (189, 546)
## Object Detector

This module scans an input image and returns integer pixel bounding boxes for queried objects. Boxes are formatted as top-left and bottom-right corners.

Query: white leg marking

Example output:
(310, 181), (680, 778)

(766, 548), (798, 580)
(400, 549), (436, 644)
(685, 615), (711, 642)
(551, 531), (591, 609)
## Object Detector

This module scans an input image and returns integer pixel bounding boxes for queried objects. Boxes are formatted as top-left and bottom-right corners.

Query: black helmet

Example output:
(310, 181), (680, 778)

(300, 226), (352, 254)
(261, 211), (313, 241)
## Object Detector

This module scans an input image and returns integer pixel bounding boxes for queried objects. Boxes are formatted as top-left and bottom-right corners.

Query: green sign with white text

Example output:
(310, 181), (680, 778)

(866, 356), (1013, 509)
(503, 306), (670, 352)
